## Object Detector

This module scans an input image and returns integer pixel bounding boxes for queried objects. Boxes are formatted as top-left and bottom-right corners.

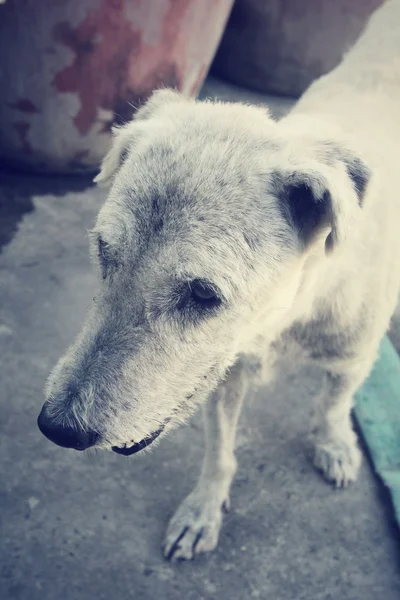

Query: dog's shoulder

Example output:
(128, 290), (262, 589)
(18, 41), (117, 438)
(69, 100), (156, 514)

(271, 302), (369, 367)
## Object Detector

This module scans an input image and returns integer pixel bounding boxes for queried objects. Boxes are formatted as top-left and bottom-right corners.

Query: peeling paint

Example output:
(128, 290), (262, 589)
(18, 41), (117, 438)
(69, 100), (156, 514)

(53, 0), (139, 134)
(1, 0), (233, 169)
(51, 0), (199, 134)
(8, 99), (39, 113)
(12, 121), (32, 154)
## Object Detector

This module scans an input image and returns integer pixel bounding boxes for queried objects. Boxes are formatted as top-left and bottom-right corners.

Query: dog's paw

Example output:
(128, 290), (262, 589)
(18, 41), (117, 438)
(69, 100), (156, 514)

(163, 490), (229, 561)
(311, 434), (362, 488)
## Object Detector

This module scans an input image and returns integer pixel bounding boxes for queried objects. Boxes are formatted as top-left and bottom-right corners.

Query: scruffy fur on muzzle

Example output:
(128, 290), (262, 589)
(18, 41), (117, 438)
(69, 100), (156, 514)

(41, 0), (400, 561)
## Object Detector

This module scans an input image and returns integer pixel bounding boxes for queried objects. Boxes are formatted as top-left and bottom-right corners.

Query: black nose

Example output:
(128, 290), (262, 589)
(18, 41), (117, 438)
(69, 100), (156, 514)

(37, 403), (98, 451)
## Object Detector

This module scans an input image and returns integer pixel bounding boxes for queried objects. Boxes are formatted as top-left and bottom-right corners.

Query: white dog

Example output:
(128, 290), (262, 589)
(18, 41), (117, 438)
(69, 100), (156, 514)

(38, 0), (400, 561)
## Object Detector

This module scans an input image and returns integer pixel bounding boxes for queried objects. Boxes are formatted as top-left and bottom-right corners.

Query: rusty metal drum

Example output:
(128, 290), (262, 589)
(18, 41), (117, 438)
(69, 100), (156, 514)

(0, 0), (234, 172)
(212, 0), (384, 98)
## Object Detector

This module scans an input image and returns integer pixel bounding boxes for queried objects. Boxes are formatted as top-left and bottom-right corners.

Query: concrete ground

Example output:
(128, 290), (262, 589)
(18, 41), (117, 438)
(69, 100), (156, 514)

(1, 78), (400, 600)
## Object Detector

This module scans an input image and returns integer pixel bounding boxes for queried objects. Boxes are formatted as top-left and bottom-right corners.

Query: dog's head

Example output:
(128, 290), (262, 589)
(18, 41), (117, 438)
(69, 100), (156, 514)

(38, 90), (370, 454)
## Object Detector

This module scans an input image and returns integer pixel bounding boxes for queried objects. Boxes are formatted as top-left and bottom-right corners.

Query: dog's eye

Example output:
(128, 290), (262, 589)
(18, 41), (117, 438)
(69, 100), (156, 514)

(190, 280), (221, 307)
(176, 279), (221, 313)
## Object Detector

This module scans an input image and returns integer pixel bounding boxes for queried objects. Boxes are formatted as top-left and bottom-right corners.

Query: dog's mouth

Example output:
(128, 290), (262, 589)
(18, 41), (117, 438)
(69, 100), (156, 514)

(112, 426), (164, 456)
(110, 383), (211, 457)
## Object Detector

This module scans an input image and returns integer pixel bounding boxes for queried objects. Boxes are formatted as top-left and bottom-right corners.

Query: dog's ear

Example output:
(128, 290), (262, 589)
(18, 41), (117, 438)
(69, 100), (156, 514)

(93, 124), (134, 186)
(133, 88), (184, 122)
(94, 89), (184, 187)
(272, 150), (370, 253)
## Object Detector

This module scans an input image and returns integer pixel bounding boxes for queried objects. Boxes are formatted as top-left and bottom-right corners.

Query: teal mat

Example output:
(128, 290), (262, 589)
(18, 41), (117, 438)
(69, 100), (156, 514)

(355, 335), (400, 525)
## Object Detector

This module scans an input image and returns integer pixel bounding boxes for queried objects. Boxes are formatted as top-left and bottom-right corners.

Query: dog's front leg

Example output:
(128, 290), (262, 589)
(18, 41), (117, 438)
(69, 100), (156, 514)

(310, 361), (374, 488)
(163, 361), (249, 561)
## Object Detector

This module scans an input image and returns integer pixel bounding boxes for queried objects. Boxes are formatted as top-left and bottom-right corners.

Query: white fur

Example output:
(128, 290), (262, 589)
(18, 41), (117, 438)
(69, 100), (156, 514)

(42, 0), (400, 561)
(164, 0), (400, 559)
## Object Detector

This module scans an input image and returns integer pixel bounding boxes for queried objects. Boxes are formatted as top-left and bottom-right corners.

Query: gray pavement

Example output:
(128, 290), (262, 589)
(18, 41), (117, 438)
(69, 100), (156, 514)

(1, 78), (400, 600)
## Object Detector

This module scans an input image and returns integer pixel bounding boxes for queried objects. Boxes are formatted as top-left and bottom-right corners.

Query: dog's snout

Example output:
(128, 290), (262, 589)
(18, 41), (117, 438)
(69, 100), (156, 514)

(37, 403), (98, 451)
